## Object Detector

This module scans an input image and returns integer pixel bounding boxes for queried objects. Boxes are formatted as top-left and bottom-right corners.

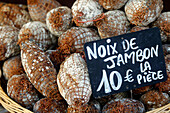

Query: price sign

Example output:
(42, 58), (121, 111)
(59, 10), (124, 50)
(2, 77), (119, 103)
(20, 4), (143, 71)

(84, 27), (167, 98)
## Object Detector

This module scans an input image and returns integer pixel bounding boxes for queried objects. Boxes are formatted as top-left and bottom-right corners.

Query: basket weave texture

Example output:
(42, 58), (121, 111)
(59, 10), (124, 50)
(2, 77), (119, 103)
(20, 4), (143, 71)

(0, 81), (170, 113)
(146, 103), (170, 113)
(0, 84), (33, 113)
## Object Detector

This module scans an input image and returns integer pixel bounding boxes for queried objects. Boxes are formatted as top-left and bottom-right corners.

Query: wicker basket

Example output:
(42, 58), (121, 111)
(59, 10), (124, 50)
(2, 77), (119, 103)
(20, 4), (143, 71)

(0, 85), (33, 113)
(0, 82), (169, 113)
(146, 103), (170, 113)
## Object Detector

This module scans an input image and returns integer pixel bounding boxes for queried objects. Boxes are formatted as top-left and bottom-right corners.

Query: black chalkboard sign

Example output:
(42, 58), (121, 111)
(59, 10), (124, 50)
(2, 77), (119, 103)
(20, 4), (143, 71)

(84, 27), (167, 98)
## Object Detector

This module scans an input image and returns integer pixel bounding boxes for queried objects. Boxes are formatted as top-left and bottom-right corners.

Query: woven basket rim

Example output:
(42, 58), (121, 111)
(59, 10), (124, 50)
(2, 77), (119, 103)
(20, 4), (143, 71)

(0, 80), (169, 113)
(0, 83), (33, 113)
(146, 103), (170, 113)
